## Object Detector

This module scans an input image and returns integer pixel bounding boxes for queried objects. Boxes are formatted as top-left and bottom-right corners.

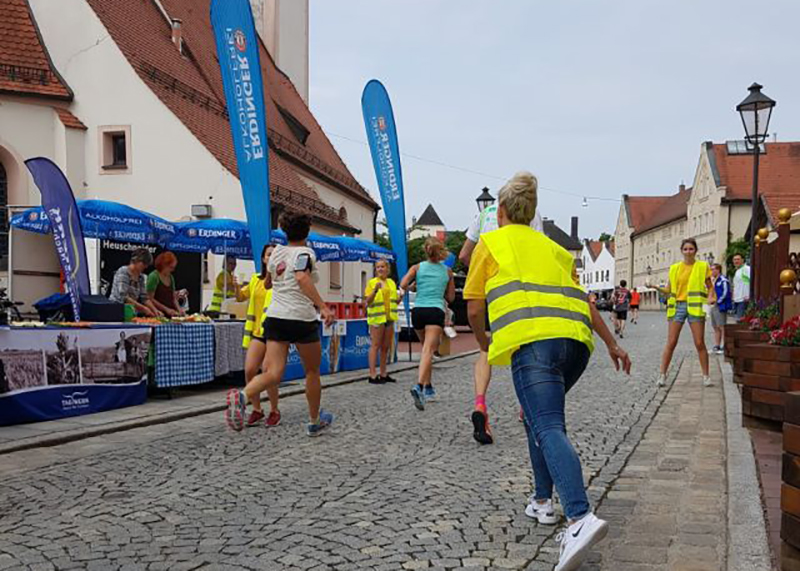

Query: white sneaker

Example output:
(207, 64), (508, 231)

(555, 512), (609, 571)
(656, 373), (666, 387)
(524, 496), (559, 525)
(703, 376), (714, 387)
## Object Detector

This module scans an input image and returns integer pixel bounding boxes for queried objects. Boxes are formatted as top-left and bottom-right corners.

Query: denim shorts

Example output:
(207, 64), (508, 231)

(670, 301), (705, 324)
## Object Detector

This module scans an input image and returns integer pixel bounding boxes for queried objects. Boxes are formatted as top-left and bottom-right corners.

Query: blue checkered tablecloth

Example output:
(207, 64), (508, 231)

(153, 323), (215, 388)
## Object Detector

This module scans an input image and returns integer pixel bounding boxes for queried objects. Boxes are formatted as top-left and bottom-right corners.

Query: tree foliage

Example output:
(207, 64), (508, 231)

(599, 232), (613, 242)
(375, 230), (468, 278)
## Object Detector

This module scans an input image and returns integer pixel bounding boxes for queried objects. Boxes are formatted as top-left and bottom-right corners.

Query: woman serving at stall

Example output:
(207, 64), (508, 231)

(147, 252), (183, 318)
(365, 259), (399, 385)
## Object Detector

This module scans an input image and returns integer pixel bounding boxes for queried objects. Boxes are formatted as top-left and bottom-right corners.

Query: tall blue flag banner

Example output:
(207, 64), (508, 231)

(361, 80), (409, 289)
(25, 157), (90, 321)
(210, 0), (271, 272)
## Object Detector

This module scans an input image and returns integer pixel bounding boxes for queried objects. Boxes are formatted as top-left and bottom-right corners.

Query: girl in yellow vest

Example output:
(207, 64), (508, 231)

(464, 171), (631, 571)
(241, 244), (281, 427)
(365, 259), (399, 384)
(648, 238), (715, 387)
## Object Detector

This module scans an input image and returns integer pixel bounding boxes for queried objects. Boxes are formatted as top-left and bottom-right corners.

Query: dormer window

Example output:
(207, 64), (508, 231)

(276, 103), (310, 145)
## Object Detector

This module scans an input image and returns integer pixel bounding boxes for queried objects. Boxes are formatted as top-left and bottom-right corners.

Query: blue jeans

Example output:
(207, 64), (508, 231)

(512, 338), (591, 520)
(733, 301), (748, 319)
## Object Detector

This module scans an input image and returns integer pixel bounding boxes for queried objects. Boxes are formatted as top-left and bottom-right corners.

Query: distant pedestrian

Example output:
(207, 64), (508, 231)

(225, 212), (335, 436)
(709, 263), (731, 355)
(365, 259), (399, 384)
(463, 171), (631, 571)
(400, 237), (455, 411)
(629, 288), (641, 323)
(731, 253), (751, 319)
(241, 244), (281, 428)
(648, 238), (715, 387)
(612, 280), (631, 338)
(458, 194), (543, 445)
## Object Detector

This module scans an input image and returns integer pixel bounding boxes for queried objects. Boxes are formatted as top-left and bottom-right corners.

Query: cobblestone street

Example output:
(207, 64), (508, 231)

(0, 313), (705, 570)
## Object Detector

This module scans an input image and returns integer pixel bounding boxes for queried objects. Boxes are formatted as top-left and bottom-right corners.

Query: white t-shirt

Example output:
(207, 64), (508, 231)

(266, 244), (320, 322)
(466, 204), (544, 242)
(733, 264), (751, 303)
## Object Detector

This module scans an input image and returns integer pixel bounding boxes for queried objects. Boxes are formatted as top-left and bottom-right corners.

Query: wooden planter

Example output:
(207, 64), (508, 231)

(724, 323), (749, 359)
(737, 344), (800, 422)
(782, 392), (800, 550)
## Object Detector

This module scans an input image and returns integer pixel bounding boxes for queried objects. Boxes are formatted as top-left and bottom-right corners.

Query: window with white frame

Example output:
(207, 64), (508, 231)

(99, 125), (132, 174)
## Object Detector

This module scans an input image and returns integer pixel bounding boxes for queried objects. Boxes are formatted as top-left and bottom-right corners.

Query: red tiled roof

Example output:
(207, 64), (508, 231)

(54, 107), (86, 130)
(761, 192), (800, 226)
(635, 187), (691, 235)
(711, 142), (800, 201)
(84, 0), (376, 228)
(585, 240), (603, 262)
(0, 0), (71, 99)
(625, 195), (671, 232)
(607, 240), (615, 256)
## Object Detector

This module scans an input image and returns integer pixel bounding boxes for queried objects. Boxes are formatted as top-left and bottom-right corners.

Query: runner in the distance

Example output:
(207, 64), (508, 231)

(629, 287), (640, 324)
(458, 197), (543, 445)
(612, 280), (630, 338)
(225, 211), (336, 436)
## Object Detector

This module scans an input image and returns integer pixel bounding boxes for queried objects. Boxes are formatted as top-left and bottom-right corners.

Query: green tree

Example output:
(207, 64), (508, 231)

(724, 238), (750, 277)
(599, 232), (613, 242)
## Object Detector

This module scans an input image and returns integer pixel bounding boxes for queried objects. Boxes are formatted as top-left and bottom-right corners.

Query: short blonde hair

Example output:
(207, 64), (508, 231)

(497, 171), (538, 225)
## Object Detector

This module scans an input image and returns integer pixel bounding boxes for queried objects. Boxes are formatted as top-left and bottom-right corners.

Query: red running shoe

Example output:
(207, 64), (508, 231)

(519, 407), (525, 423)
(265, 410), (282, 428)
(246, 409), (265, 427)
(225, 389), (246, 432)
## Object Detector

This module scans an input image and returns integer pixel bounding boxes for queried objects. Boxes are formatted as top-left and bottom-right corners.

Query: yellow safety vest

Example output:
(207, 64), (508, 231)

(242, 274), (273, 349)
(482, 224), (594, 366)
(366, 277), (399, 326)
(209, 271), (238, 312)
(667, 261), (709, 319)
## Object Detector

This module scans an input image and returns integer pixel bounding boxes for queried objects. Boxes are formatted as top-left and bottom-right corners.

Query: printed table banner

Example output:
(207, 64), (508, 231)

(0, 326), (151, 425)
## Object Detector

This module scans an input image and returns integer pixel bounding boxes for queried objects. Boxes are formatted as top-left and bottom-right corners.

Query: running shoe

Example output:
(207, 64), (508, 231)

(710, 345), (720, 354)
(246, 409), (265, 427)
(519, 408), (525, 423)
(656, 373), (667, 387)
(225, 389), (246, 432)
(306, 410), (334, 437)
(423, 385), (436, 400)
(410, 386), (426, 411)
(381, 375), (397, 383)
(555, 512), (609, 571)
(368, 376), (386, 385)
(265, 410), (281, 428)
(703, 376), (714, 387)
(524, 496), (559, 525)
(471, 408), (494, 445)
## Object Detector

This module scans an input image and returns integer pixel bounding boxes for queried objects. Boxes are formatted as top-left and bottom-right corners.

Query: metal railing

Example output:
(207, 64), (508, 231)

(0, 64), (55, 86)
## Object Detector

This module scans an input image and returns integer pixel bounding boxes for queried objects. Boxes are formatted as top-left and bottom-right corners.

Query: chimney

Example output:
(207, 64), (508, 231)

(679, 183), (686, 193)
(171, 18), (183, 54)
(571, 216), (578, 240)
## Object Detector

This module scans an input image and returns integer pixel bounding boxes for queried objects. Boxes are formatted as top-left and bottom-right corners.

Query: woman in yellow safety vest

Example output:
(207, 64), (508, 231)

(648, 238), (715, 388)
(241, 244), (281, 428)
(463, 171), (631, 571)
(365, 259), (399, 385)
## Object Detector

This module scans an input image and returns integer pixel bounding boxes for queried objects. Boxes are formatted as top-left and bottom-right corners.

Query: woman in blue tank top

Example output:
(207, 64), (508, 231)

(400, 237), (455, 410)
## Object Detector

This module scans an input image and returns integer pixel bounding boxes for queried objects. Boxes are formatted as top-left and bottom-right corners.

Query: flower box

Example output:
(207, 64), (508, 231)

(782, 392), (800, 550)
(737, 345), (800, 422)
(727, 329), (772, 366)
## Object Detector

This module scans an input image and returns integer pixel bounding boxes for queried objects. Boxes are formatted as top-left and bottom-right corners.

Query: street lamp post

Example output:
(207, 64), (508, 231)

(476, 187), (495, 213)
(737, 82), (776, 300)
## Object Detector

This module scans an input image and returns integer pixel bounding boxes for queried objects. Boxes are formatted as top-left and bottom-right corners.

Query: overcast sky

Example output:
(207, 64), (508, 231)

(308, 1), (800, 240)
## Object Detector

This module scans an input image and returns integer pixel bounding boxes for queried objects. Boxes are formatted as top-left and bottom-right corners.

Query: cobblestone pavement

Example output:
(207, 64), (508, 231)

(0, 313), (699, 571)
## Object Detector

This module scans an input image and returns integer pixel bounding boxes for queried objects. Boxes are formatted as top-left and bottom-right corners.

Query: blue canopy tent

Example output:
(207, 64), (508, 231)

(10, 199), (177, 244)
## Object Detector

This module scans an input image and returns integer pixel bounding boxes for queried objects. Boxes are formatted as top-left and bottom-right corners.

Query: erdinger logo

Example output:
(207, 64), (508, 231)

(62, 391), (90, 411)
(187, 228), (198, 238)
(377, 117), (387, 131)
(28, 212), (39, 221)
(234, 30), (246, 52)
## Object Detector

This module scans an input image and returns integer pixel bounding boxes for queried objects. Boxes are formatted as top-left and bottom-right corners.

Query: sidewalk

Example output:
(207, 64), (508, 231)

(0, 350), (476, 456)
(587, 354), (770, 571)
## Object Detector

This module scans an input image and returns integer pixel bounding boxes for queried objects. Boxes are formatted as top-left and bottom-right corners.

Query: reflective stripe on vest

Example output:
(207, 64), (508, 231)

(666, 262), (708, 319)
(366, 278), (399, 326)
(482, 225), (594, 366)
